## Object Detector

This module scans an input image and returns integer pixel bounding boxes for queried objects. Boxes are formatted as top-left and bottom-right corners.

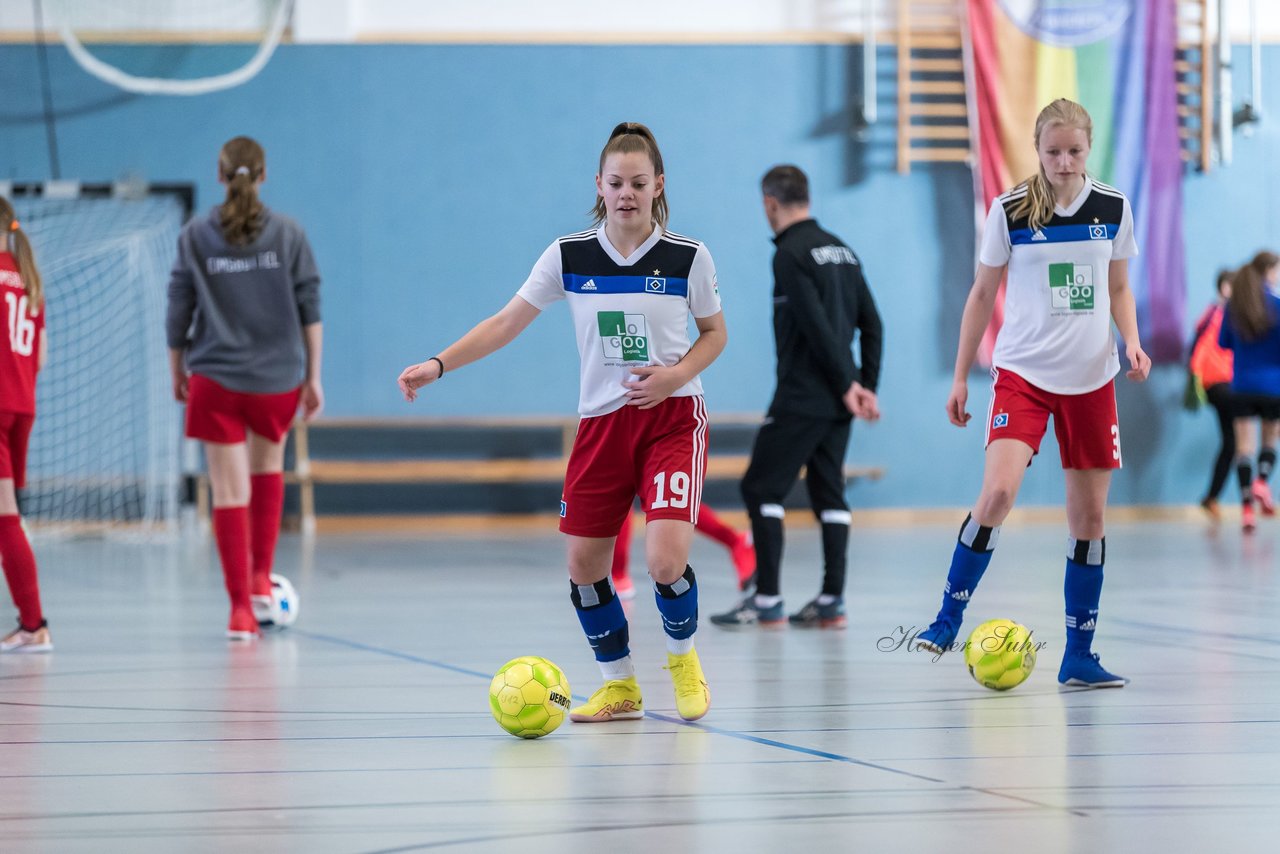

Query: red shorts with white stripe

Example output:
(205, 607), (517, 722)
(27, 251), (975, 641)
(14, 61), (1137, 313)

(986, 368), (1121, 470)
(0, 412), (34, 488)
(559, 395), (707, 538)
(185, 374), (301, 444)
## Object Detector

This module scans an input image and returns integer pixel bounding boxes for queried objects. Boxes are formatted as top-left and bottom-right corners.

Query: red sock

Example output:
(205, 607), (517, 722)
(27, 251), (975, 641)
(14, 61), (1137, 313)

(695, 505), (740, 549)
(250, 473), (285, 596)
(0, 515), (43, 629)
(611, 509), (634, 582)
(212, 506), (252, 612)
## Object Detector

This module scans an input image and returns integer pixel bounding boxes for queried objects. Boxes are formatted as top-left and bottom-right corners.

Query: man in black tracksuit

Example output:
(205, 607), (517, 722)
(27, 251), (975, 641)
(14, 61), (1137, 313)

(712, 164), (883, 629)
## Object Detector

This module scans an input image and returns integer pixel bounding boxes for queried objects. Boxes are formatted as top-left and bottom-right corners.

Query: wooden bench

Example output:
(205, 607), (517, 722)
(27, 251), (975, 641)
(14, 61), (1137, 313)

(196, 416), (884, 533)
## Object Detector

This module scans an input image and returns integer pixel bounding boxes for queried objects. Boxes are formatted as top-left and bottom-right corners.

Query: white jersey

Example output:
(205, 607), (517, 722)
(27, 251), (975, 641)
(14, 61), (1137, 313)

(980, 176), (1138, 395)
(516, 224), (723, 417)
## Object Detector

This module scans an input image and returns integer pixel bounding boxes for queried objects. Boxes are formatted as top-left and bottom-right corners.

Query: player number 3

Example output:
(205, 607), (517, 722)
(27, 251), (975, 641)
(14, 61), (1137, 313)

(650, 470), (690, 510)
(5, 293), (35, 356)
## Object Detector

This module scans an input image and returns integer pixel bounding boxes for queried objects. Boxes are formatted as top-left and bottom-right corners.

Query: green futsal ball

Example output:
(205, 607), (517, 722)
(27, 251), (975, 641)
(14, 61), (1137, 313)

(964, 619), (1037, 691)
(489, 656), (572, 738)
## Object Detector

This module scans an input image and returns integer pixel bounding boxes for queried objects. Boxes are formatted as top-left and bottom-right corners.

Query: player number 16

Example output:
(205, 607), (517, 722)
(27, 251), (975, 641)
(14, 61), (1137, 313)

(4, 293), (35, 357)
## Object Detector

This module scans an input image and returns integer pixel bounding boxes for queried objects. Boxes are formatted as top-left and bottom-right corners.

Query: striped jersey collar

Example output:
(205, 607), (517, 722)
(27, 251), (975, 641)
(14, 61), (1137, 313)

(596, 223), (663, 267)
(1053, 176), (1093, 218)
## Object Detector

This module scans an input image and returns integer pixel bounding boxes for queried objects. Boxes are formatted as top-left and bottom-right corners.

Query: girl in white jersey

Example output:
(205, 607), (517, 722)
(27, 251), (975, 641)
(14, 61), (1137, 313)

(913, 99), (1151, 688)
(398, 123), (727, 721)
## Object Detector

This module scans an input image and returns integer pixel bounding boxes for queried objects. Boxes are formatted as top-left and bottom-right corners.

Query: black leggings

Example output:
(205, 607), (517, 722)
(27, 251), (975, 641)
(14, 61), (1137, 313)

(1204, 383), (1236, 501)
(741, 414), (852, 597)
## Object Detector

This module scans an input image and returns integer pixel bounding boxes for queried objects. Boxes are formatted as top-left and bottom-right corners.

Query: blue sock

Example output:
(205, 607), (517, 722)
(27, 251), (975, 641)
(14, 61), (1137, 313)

(653, 565), (698, 648)
(1064, 537), (1104, 655)
(570, 577), (630, 662)
(936, 513), (999, 623)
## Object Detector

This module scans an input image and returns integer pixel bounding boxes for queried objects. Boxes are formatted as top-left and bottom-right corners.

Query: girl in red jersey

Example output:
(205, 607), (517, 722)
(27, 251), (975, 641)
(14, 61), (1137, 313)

(167, 137), (324, 641)
(398, 123), (726, 722)
(0, 197), (51, 653)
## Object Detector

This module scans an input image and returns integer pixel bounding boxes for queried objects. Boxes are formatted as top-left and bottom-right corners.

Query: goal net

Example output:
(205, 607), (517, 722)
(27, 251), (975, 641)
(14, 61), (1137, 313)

(3, 182), (190, 535)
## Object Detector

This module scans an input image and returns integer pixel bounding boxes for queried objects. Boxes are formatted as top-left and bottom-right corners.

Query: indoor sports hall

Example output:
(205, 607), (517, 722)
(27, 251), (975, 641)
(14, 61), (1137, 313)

(0, 2), (1277, 852)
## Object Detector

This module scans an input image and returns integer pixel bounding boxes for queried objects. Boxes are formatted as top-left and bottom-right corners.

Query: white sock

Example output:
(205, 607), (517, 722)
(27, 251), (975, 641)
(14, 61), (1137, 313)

(817, 594), (837, 606)
(598, 655), (635, 681)
(755, 594), (782, 608)
(667, 636), (694, 655)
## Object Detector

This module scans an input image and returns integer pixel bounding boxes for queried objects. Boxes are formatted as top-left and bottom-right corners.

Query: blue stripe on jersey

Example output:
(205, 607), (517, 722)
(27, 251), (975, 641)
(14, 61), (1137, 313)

(563, 274), (689, 297)
(1009, 223), (1119, 246)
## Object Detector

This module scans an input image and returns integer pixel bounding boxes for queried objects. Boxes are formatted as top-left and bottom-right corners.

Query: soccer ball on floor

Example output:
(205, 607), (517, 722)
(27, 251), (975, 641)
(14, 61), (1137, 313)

(269, 574), (299, 628)
(964, 619), (1037, 691)
(489, 656), (572, 739)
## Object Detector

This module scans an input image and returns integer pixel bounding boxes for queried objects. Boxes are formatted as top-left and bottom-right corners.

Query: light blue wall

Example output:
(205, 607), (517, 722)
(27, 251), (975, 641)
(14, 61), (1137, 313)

(2, 43), (1277, 507)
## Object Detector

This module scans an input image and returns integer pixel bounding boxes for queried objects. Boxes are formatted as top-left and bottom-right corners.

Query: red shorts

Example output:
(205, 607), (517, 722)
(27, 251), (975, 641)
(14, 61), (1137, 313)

(0, 412), (34, 488)
(560, 396), (708, 538)
(185, 374), (301, 444)
(985, 368), (1121, 470)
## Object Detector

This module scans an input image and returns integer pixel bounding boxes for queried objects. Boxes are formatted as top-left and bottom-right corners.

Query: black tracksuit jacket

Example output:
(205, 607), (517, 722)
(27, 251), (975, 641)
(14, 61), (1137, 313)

(766, 218), (883, 419)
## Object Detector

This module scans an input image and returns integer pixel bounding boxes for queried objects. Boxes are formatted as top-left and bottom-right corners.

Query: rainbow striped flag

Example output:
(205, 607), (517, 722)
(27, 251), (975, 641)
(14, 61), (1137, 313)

(967, 0), (1185, 364)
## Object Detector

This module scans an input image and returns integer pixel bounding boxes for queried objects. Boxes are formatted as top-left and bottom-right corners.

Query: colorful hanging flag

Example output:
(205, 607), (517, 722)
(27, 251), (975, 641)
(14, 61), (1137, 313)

(966, 0), (1186, 364)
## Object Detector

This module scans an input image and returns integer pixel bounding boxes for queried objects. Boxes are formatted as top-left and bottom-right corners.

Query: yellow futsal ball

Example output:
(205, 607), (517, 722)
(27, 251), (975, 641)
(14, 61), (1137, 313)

(488, 656), (572, 738)
(964, 619), (1037, 691)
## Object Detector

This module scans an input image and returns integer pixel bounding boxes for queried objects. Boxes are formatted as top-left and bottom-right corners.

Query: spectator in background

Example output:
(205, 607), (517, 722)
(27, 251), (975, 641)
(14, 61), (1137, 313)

(1217, 251), (1280, 532)
(1188, 269), (1236, 520)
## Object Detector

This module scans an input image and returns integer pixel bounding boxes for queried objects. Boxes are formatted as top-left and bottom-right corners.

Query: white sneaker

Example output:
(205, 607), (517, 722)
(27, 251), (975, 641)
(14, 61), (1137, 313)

(0, 623), (53, 653)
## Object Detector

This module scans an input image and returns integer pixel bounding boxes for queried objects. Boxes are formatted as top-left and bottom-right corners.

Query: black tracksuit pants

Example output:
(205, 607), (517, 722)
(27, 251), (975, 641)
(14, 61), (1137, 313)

(740, 413), (852, 599)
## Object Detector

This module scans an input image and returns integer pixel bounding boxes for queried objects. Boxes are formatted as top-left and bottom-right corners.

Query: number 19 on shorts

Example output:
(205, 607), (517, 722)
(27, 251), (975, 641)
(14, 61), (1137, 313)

(650, 470), (691, 509)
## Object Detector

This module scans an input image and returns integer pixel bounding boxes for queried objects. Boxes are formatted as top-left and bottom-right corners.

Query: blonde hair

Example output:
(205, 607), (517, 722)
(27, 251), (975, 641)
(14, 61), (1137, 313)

(0, 196), (44, 314)
(1227, 251), (1280, 342)
(218, 136), (266, 246)
(1009, 99), (1094, 234)
(591, 122), (668, 228)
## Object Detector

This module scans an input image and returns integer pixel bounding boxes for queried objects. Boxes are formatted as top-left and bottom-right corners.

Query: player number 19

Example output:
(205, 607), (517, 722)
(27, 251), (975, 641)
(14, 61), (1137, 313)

(650, 470), (690, 510)
(5, 293), (35, 356)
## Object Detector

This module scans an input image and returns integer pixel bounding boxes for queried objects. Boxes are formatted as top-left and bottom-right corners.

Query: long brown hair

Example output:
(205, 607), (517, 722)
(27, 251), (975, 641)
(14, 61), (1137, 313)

(1009, 99), (1094, 234)
(218, 136), (266, 245)
(0, 196), (44, 314)
(1227, 251), (1280, 342)
(591, 122), (668, 228)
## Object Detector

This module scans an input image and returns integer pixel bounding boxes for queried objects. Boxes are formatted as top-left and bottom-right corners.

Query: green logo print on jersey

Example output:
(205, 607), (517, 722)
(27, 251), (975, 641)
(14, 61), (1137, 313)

(1048, 262), (1095, 311)
(597, 311), (649, 361)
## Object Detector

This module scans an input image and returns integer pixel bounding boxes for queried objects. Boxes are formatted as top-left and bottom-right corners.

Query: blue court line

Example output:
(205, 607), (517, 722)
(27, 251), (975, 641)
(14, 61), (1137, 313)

(294, 631), (494, 679)
(295, 629), (1087, 817)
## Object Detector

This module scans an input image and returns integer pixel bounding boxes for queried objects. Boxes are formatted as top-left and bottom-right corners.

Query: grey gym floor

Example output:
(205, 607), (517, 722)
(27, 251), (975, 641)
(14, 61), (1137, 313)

(1, 517), (1277, 853)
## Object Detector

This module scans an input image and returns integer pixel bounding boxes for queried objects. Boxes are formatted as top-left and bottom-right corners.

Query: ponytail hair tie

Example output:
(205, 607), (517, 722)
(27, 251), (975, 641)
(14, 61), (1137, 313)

(234, 166), (251, 176)
(8, 220), (19, 232)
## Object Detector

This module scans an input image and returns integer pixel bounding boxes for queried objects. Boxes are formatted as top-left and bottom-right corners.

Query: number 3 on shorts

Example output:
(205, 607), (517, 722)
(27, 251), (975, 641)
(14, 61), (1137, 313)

(651, 471), (691, 509)
(1111, 423), (1121, 463)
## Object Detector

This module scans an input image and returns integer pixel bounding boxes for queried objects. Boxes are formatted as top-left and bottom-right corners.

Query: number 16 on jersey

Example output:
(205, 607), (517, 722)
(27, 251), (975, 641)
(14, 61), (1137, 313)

(5, 293), (35, 356)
